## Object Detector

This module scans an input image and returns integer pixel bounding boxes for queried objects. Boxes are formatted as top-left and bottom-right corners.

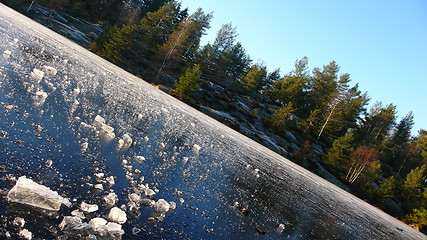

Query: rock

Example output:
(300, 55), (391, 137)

(7, 176), (71, 211)
(154, 199), (170, 213)
(80, 202), (98, 213)
(108, 207), (127, 224)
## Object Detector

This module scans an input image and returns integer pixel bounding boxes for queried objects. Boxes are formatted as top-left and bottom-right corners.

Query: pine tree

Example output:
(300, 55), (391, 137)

(173, 64), (202, 100)
(240, 63), (268, 91)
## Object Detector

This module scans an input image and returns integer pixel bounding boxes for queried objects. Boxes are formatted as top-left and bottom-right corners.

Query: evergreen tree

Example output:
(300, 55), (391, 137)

(325, 131), (355, 175)
(403, 164), (426, 200)
(198, 23), (251, 79)
(240, 63), (268, 91)
(173, 64), (202, 100)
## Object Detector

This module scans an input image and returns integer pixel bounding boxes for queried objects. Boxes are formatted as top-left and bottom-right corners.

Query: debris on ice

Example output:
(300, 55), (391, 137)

(192, 144), (201, 154)
(106, 176), (115, 186)
(153, 199), (170, 213)
(108, 207), (127, 224)
(122, 133), (132, 146)
(105, 222), (124, 237)
(30, 68), (44, 81)
(58, 216), (85, 231)
(103, 192), (118, 206)
(12, 217), (25, 228)
(81, 142), (88, 152)
(7, 176), (71, 211)
(43, 65), (57, 75)
(71, 209), (85, 219)
(18, 229), (32, 240)
(3, 50), (11, 58)
(80, 202), (99, 213)
(88, 217), (107, 232)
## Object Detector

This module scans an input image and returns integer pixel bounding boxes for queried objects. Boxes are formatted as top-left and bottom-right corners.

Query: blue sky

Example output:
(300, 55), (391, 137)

(181, 0), (427, 135)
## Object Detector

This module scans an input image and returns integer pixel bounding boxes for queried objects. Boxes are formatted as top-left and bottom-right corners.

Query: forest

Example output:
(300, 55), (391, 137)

(4, 0), (427, 233)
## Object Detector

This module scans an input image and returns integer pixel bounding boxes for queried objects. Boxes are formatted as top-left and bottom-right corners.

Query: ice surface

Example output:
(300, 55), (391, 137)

(80, 202), (99, 212)
(7, 176), (71, 211)
(108, 207), (127, 224)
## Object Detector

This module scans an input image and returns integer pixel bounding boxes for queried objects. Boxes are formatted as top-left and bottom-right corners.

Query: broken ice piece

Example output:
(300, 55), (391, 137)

(106, 176), (115, 186)
(104, 192), (118, 205)
(108, 207), (127, 224)
(122, 133), (132, 146)
(13, 217), (25, 228)
(30, 68), (44, 80)
(58, 216), (84, 231)
(153, 199), (170, 213)
(73, 88), (81, 95)
(43, 66), (57, 75)
(134, 156), (146, 162)
(94, 184), (103, 190)
(35, 90), (48, 102)
(7, 176), (71, 211)
(18, 229), (32, 240)
(106, 222), (124, 237)
(3, 50), (11, 58)
(45, 159), (53, 168)
(117, 138), (125, 149)
(80, 202), (99, 212)
(81, 142), (88, 152)
(169, 201), (176, 211)
(71, 209), (85, 219)
(88, 217), (107, 232)
(192, 144), (201, 154)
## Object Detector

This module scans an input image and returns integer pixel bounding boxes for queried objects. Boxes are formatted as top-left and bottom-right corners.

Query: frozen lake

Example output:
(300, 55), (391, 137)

(0, 4), (425, 239)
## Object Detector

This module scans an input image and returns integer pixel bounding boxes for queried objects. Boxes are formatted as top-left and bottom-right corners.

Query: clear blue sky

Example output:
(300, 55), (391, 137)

(181, 0), (427, 136)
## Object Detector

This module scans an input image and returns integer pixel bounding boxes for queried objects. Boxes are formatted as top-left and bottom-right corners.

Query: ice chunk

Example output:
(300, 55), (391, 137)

(58, 216), (84, 231)
(3, 50), (11, 58)
(45, 159), (52, 168)
(169, 201), (176, 210)
(81, 142), (88, 152)
(80, 202), (99, 212)
(94, 184), (103, 190)
(7, 176), (71, 211)
(117, 138), (125, 149)
(88, 217), (107, 232)
(73, 88), (81, 95)
(106, 222), (124, 237)
(71, 209), (85, 219)
(94, 115), (106, 126)
(108, 207), (127, 224)
(122, 134), (132, 146)
(106, 176), (115, 186)
(103, 192), (118, 206)
(192, 144), (201, 154)
(134, 156), (146, 162)
(18, 229), (32, 240)
(35, 90), (48, 102)
(277, 223), (285, 233)
(43, 66), (57, 75)
(129, 193), (140, 203)
(153, 199), (170, 213)
(30, 68), (44, 81)
(13, 217), (25, 228)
